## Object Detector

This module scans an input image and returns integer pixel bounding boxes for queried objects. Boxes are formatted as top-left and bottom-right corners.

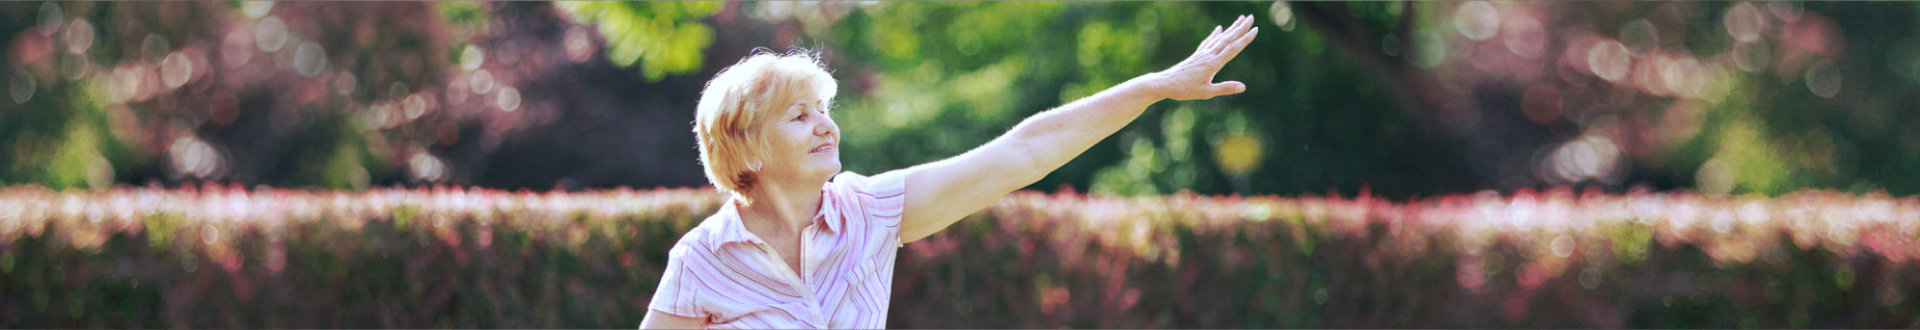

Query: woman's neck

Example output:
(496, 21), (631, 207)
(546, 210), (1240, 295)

(737, 180), (824, 239)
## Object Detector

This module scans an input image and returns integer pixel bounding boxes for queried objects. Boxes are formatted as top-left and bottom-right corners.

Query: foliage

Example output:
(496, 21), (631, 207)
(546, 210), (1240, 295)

(0, 2), (728, 192)
(2, 186), (1917, 327)
(815, 1), (1920, 199)
(6, 2), (1920, 199)
(819, 2), (1488, 199)
(555, 1), (721, 82)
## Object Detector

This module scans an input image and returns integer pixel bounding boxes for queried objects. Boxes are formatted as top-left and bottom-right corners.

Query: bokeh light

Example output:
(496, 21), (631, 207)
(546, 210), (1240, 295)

(496, 86), (521, 112)
(1213, 133), (1262, 177)
(221, 27), (253, 68)
(445, 74), (470, 105)
(1546, 134), (1621, 184)
(1697, 157), (1735, 196)
(460, 45), (485, 71)
(1268, 1), (1295, 32)
(409, 152), (449, 183)
(1586, 39), (1631, 82)
(1550, 234), (1574, 258)
(1767, 1), (1804, 22)
(36, 2), (63, 37)
(332, 71), (357, 97)
(242, 1), (274, 18)
(1501, 15), (1546, 59)
(470, 69), (494, 94)
(1804, 58), (1841, 98)
(84, 155), (113, 190)
(104, 65), (136, 104)
(168, 136), (226, 180)
(7, 71), (33, 104)
(1659, 55), (1704, 99)
(563, 25), (596, 63)
(255, 16), (289, 53)
(404, 93), (428, 120)
(62, 19), (92, 55)
(161, 51), (193, 88)
(1725, 2), (1767, 43)
(1453, 2), (1499, 41)
(293, 41), (328, 78)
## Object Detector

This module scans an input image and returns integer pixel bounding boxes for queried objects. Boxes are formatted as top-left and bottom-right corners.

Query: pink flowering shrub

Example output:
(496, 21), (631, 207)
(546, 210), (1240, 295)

(894, 187), (1920, 328)
(0, 183), (717, 328)
(2, 184), (1917, 327)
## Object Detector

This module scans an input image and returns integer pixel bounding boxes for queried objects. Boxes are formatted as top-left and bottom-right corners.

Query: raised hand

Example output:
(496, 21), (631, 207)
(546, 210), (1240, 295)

(1152, 14), (1260, 101)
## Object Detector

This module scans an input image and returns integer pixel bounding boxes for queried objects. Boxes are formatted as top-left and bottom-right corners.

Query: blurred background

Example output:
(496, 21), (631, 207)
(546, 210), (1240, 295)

(7, 2), (1920, 328)
(1, 1), (1916, 199)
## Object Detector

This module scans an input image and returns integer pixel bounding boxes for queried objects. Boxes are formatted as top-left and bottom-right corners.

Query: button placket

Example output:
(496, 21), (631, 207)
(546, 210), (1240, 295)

(755, 238), (822, 325)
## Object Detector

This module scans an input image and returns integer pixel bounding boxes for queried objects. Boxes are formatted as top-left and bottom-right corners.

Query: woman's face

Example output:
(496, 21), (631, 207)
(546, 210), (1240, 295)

(756, 94), (840, 187)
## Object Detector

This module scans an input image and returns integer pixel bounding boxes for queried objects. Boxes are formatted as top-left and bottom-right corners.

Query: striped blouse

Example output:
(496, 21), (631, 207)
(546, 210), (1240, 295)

(647, 171), (908, 329)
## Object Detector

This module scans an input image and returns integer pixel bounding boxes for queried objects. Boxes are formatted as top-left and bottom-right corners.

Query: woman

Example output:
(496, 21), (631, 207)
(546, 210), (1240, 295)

(641, 14), (1260, 329)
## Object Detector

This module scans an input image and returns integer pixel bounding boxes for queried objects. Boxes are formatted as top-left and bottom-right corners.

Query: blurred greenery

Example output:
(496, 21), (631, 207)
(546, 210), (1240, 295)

(812, 1), (1920, 199)
(557, 2), (720, 82)
(2, 1), (1919, 199)
(821, 2), (1477, 199)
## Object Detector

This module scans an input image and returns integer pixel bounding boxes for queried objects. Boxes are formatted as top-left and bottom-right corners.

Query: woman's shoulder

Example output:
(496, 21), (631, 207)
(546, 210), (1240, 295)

(828, 170), (907, 201)
(827, 171), (909, 235)
(665, 212), (732, 260)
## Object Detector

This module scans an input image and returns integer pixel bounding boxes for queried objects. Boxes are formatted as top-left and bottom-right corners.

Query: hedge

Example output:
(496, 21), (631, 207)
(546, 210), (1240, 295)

(1, 184), (1917, 328)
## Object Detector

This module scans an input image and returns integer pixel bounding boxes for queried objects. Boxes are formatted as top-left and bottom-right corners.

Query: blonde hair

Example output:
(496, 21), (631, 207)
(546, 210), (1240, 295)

(693, 49), (837, 205)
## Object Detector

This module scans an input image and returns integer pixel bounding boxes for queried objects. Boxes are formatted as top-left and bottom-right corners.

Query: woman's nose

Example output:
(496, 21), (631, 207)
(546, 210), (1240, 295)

(814, 118), (836, 137)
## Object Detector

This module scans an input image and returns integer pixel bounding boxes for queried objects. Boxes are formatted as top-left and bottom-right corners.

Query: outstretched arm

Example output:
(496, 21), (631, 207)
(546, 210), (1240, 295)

(895, 15), (1261, 243)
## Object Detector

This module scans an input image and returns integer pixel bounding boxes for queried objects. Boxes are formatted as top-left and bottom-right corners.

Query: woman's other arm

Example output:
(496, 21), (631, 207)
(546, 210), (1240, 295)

(895, 15), (1260, 243)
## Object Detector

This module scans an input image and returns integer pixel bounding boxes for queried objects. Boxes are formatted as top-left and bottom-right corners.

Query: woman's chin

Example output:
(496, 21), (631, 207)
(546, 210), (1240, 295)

(796, 159), (841, 182)
(818, 161), (842, 176)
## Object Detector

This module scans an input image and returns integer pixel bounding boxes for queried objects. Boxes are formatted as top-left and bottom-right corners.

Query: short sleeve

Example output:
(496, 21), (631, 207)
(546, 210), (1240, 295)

(833, 170), (909, 247)
(647, 244), (705, 319)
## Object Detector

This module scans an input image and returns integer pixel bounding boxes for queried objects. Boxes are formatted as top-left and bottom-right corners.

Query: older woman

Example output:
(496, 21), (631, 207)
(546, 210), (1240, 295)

(641, 14), (1260, 329)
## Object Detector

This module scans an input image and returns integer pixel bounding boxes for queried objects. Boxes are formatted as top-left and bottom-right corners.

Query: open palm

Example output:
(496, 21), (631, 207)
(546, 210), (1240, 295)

(1155, 14), (1260, 101)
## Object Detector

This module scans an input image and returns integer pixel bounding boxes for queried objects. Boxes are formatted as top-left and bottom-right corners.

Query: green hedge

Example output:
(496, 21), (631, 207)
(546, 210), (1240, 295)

(2, 184), (1916, 328)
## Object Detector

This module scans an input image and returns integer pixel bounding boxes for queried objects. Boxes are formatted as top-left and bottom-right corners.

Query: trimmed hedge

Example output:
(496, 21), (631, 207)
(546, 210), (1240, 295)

(2, 184), (1917, 328)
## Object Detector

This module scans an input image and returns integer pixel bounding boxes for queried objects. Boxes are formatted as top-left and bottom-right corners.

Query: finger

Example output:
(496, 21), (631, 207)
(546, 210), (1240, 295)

(1201, 25), (1222, 52)
(1200, 16), (1250, 56)
(1210, 81), (1248, 97)
(1218, 27), (1259, 62)
(1214, 15), (1254, 54)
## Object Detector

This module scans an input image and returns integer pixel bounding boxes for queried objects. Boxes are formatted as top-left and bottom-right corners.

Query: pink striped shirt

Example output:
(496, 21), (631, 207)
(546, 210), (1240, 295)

(648, 171), (907, 329)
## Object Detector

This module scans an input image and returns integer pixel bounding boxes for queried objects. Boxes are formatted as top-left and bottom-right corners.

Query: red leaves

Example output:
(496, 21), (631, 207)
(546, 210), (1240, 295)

(0, 186), (1916, 327)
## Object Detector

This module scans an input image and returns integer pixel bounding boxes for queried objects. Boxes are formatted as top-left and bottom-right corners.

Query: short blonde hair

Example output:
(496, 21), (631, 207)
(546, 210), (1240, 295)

(693, 49), (837, 205)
